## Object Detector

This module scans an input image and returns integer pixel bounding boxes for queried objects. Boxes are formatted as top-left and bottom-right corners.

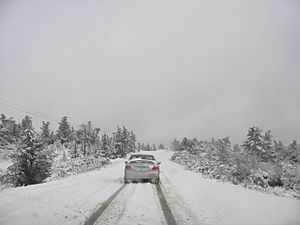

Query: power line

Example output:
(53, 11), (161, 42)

(0, 98), (52, 121)
(0, 97), (50, 117)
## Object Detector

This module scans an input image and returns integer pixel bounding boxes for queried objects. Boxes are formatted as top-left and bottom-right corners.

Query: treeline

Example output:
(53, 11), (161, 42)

(171, 127), (300, 197)
(0, 114), (138, 186)
(136, 143), (165, 151)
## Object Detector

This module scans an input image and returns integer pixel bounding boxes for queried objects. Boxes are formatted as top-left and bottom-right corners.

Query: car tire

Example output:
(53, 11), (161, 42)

(124, 179), (130, 184)
(151, 178), (159, 184)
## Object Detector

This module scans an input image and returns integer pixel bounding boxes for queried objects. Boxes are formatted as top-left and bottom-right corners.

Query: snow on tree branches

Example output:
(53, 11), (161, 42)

(0, 114), (139, 187)
(171, 127), (300, 199)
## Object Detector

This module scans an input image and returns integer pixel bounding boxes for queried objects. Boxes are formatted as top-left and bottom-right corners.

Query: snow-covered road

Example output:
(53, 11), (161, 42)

(94, 183), (166, 225)
(0, 150), (300, 225)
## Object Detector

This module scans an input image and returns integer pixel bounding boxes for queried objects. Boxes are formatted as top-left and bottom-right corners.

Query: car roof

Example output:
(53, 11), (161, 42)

(130, 152), (154, 155)
(128, 153), (155, 158)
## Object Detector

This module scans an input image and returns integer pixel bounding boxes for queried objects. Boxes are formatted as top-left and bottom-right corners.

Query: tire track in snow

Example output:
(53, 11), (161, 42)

(84, 183), (127, 225)
(94, 183), (166, 225)
(87, 183), (169, 225)
(92, 184), (137, 225)
(159, 172), (202, 225)
(85, 178), (196, 225)
(156, 183), (177, 225)
(115, 183), (166, 225)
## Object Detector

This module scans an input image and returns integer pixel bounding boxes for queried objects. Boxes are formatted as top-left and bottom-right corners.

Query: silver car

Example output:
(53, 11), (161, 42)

(124, 153), (160, 184)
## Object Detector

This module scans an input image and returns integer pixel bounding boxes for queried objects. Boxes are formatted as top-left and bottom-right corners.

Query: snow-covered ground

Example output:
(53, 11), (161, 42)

(154, 150), (300, 225)
(0, 160), (124, 225)
(0, 150), (299, 225)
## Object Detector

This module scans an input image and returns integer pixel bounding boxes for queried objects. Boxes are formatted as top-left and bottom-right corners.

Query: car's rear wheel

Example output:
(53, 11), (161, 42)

(150, 177), (159, 184)
(124, 178), (130, 184)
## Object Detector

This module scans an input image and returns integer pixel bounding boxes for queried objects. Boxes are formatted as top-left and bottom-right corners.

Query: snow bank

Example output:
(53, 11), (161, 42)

(171, 150), (300, 199)
(155, 150), (300, 225)
(0, 160), (125, 225)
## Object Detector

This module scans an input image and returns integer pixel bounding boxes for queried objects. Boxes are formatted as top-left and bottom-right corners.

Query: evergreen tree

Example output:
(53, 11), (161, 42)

(137, 142), (141, 152)
(262, 130), (275, 162)
(287, 140), (300, 164)
(171, 139), (180, 151)
(145, 143), (151, 151)
(242, 127), (265, 161)
(7, 126), (52, 186)
(122, 126), (130, 154)
(69, 127), (76, 143)
(21, 115), (33, 132)
(152, 144), (157, 151)
(129, 130), (136, 152)
(0, 115), (13, 146)
(179, 137), (195, 153)
(57, 116), (71, 145)
(70, 141), (79, 158)
(113, 126), (125, 158)
(0, 115), (20, 150)
(101, 133), (110, 157)
(233, 144), (241, 152)
(77, 123), (89, 156)
(214, 137), (231, 164)
(273, 140), (285, 161)
(0, 114), (5, 121)
(92, 127), (101, 157)
(158, 143), (165, 149)
(40, 121), (53, 145)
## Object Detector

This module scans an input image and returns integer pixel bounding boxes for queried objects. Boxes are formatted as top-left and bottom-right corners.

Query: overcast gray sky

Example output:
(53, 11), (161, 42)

(0, 0), (299, 145)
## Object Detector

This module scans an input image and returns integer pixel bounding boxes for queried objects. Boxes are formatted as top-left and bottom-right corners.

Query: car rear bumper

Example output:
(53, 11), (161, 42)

(124, 171), (159, 180)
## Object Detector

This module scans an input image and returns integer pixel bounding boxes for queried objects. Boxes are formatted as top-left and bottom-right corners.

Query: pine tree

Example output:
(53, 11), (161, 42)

(242, 127), (265, 161)
(287, 140), (300, 164)
(158, 143), (165, 149)
(233, 144), (241, 152)
(1, 114), (20, 144)
(273, 140), (285, 161)
(77, 123), (88, 156)
(0, 115), (13, 146)
(129, 130), (136, 152)
(92, 127), (101, 157)
(40, 121), (53, 145)
(21, 115), (33, 132)
(7, 127), (52, 186)
(57, 116), (71, 145)
(101, 133), (110, 157)
(262, 130), (275, 162)
(171, 139), (180, 151)
(121, 126), (129, 154)
(71, 141), (79, 158)
(145, 143), (151, 151)
(113, 126), (125, 158)
(215, 137), (231, 165)
(179, 137), (195, 153)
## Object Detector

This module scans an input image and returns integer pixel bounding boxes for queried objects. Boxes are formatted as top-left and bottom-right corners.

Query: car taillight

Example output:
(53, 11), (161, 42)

(125, 165), (132, 170)
(152, 166), (159, 171)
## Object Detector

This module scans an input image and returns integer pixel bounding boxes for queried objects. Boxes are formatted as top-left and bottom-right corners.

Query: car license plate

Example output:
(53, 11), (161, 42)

(135, 166), (148, 172)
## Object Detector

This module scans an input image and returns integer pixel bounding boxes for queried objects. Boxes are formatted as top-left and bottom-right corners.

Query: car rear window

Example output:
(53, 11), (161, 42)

(129, 154), (155, 161)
